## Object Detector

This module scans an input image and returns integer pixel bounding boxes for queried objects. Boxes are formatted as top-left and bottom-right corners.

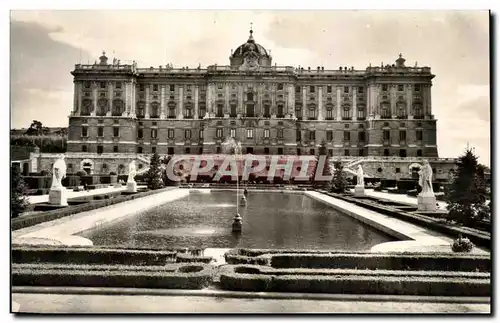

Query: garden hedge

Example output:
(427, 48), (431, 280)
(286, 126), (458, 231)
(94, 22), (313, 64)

(219, 265), (490, 296)
(176, 253), (213, 264)
(12, 263), (214, 289)
(12, 187), (174, 230)
(269, 253), (491, 272)
(11, 246), (178, 265)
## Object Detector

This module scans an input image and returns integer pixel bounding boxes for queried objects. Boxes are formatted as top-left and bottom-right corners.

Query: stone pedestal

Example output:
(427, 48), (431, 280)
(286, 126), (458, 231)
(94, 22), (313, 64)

(48, 187), (68, 206)
(232, 213), (242, 232)
(127, 181), (137, 193)
(417, 194), (437, 211)
(354, 185), (365, 197)
(240, 196), (247, 206)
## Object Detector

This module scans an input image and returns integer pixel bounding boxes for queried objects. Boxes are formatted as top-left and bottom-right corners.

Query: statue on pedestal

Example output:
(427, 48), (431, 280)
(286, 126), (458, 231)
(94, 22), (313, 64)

(356, 165), (365, 187)
(418, 160), (434, 196)
(51, 155), (67, 189)
(127, 160), (137, 183)
(49, 154), (68, 206)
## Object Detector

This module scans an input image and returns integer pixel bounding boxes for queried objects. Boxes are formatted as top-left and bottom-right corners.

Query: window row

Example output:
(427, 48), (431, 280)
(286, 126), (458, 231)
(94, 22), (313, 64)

(381, 84), (422, 92)
(382, 130), (423, 141)
(83, 81), (123, 89)
(295, 86), (365, 94)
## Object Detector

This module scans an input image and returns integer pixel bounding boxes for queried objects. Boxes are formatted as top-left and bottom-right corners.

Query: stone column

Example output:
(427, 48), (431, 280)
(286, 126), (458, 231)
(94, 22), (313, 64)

(390, 84), (396, 118)
(288, 84), (295, 117)
(424, 84), (432, 118)
(336, 86), (342, 120)
(159, 85), (166, 119)
(374, 85), (381, 118)
(238, 83), (244, 117)
(317, 86), (324, 120)
(178, 86), (184, 119)
(224, 83), (230, 117)
(406, 84), (412, 119)
(352, 87), (357, 121)
(145, 86), (150, 118)
(107, 81), (113, 116)
(130, 80), (136, 117)
(302, 86), (307, 119)
(208, 83), (215, 117)
(271, 84), (276, 118)
(257, 83), (263, 116)
(73, 82), (79, 114)
(194, 85), (199, 119)
(123, 82), (129, 117)
(91, 83), (97, 116)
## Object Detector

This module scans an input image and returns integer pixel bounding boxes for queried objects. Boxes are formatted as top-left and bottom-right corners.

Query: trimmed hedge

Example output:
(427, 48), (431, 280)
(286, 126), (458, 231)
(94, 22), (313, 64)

(23, 176), (51, 190)
(176, 253), (213, 264)
(11, 187), (172, 230)
(12, 263), (214, 289)
(219, 265), (490, 296)
(270, 253), (491, 272)
(11, 246), (178, 265)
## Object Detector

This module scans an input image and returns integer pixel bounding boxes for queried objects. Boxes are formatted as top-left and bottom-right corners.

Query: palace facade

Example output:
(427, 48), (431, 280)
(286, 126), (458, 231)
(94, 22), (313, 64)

(29, 29), (456, 180)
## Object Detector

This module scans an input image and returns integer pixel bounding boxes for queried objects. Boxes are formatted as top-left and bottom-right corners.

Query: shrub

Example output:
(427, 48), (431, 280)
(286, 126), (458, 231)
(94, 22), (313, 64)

(76, 170), (87, 177)
(452, 235), (475, 253)
(145, 153), (164, 190)
(11, 166), (29, 218)
(109, 172), (117, 176)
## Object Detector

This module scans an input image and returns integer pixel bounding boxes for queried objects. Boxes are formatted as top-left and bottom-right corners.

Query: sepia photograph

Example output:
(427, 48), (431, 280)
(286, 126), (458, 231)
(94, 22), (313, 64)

(8, 5), (492, 315)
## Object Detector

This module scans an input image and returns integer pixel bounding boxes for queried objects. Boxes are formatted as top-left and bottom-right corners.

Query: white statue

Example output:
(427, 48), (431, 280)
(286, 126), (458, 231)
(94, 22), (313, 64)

(51, 155), (67, 189)
(356, 165), (365, 187)
(127, 160), (137, 183)
(418, 160), (434, 196)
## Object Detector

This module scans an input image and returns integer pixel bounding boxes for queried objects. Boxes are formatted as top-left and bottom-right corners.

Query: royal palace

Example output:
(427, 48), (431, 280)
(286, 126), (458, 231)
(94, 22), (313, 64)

(29, 29), (457, 180)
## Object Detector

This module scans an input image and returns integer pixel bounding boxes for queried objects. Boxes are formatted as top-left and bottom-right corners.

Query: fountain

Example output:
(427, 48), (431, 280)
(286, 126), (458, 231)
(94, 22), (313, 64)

(222, 137), (243, 232)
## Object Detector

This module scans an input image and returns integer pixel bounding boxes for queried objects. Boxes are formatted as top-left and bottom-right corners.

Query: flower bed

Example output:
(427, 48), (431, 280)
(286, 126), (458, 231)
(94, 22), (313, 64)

(12, 263), (214, 290)
(11, 246), (178, 266)
(176, 253), (213, 264)
(219, 265), (490, 296)
(11, 187), (173, 230)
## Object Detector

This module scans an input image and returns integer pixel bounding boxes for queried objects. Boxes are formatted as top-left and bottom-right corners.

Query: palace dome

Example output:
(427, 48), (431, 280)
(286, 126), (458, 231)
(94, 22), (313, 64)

(230, 29), (272, 68)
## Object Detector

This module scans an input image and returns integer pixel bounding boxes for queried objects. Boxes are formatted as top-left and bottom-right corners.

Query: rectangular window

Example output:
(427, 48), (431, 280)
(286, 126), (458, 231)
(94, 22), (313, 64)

(344, 86), (349, 93)
(216, 128), (223, 138)
(187, 85), (192, 91)
(309, 130), (316, 141)
(82, 145), (87, 152)
(139, 84), (145, 92)
(414, 84), (421, 92)
(152, 146), (157, 154)
(277, 129), (283, 139)
(309, 86), (315, 93)
(417, 149), (422, 157)
(358, 86), (364, 94)
(137, 128), (143, 139)
(97, 146), (103, 154)
(199, 129), (204, 140)
(168, 147), (174, 155)
(342, 107), (351, 120)
(277, 83), (284, 91)
(277, 148), (284, 155)
(115, 82), (122, 89)
(358, 131), (366, 142)
(277, 105), (284, 117)
(327, 85), (332, 93)
(383, 130), (390, 140)
(81, 126), (88, 137)
(326, 131), (333, 141)
(326, 109), (333, 120)
(97, 127), (103, 137)
(295, 86), (301, 93)
(416, 130), (423, 141)
(399, 130), (407, 141)
(382, 84), (388, 92)
(151, 129), (158, 139)
(113, 127), (119, 137)
(185, 129), (191, 139)
(328, 149), (333, 157)
(113, 146), (119, 153)
(308, 108), (316, 120)
(247, 129), (253, 139)
(359, 149), (364, 157)
(264, 105), (270, 118)
(168, 129), (174, 139)
(230, 129), (236, 138)
(100, 82), (106, 89)
(296, 129), (301, 141)
(217, 83), (223, 89)
(185, 147), (191, 154)
(153, 84), (159, 92)
(84, 81), (91, 89)
(344, 149), (350, 156)
(170, 85), (175, 92)
(264, 147), (270, 154)
(264, 129), (270, 138)
(343, 131), (350, 141)
(310, 149), (315, 155)
(398, 84), (404, 92)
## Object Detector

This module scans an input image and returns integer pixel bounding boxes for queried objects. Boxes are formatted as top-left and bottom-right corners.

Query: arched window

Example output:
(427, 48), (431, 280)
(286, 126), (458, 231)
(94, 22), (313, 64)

(136, 102), (145, 118)
(81, 99), (92, 116)
(342, 106), (352, 120)
(247, 92), (254, 101)
(413, 104), (423, 119)
(150, 102), (160, 118)
(380, 104), (391, 119)
(97, 99), (107, 116)
(112, 99), (124, 116)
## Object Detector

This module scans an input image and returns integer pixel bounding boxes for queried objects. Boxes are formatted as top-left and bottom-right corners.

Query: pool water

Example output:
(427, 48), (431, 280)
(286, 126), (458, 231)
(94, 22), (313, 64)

(79, 191), (396, 250)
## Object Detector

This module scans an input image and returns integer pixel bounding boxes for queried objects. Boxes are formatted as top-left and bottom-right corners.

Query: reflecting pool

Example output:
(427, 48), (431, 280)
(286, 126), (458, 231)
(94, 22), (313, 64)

(79, 191), (396, 250)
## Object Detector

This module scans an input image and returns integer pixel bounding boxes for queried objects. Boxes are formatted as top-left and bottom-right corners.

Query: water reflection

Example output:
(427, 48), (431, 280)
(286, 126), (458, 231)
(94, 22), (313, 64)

(80, 192), (396, 250)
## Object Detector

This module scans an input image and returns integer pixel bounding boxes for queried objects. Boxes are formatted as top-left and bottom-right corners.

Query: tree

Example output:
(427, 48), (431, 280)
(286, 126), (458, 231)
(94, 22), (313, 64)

(145, 153), (164, 190)
(313, 140), (332, 189)
(24, 120), (44, 136)
(161, 155), (177, 186)
(11, 165), (29, 218)
(445, 148), (489, 226)
(330, 159), (348, 193)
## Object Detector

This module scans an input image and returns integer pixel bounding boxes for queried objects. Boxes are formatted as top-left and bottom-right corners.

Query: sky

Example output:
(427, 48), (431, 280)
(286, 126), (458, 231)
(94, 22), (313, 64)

(9, 10), (490, 165)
